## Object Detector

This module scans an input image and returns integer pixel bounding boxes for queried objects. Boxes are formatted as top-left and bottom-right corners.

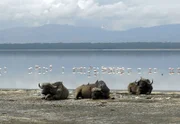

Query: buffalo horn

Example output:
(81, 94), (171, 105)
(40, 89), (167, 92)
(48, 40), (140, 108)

(51, 84), (58, 88)
(151, 80), (153, 85)
(134, 80), (138, 85)
(38, 83), (42, 89)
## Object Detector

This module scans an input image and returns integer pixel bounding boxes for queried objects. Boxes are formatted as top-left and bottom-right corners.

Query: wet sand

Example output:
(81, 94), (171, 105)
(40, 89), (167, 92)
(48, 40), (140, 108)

(0, 89), (180, 124)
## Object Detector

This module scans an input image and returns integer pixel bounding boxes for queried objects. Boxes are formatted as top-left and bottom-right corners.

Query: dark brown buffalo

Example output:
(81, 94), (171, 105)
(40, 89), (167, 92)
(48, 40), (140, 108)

(38, 81), (69, 100)
(75, 80), (110, 99)
(128, 78), (153, 95)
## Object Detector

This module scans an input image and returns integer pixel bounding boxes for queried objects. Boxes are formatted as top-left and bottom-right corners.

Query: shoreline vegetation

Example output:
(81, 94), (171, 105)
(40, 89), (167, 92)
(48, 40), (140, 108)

(0, 42), (180, 50)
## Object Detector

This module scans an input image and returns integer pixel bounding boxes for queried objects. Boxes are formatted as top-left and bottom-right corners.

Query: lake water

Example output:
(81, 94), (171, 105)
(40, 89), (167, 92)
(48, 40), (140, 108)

(0, 50), (180, 91)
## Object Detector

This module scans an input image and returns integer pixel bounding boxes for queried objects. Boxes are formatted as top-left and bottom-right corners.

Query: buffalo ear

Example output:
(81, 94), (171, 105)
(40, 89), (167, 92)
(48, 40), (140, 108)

(146, 79), (150, 83)
(137, 81), (140, 86)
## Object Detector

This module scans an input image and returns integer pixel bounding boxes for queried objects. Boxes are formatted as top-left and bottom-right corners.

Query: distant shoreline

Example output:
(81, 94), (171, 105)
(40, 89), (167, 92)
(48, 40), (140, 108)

(0, 49), (180, 52)
(0, 42), (180, 50)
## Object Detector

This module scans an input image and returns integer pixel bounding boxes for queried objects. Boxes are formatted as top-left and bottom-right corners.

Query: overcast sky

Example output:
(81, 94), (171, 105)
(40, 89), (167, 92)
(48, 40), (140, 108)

(0, 0), (180, 30)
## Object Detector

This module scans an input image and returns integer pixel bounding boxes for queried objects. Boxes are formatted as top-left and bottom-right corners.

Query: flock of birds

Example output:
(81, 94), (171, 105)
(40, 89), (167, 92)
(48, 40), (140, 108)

(0, 67), (7, 76)
(0, 65), (179, 77)
(28, 65), (53, 75)
(26, 65), (180, 77)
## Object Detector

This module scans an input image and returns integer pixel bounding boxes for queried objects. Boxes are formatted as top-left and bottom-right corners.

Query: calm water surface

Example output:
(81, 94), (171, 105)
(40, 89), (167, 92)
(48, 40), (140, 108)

(0, 50), (179, 90)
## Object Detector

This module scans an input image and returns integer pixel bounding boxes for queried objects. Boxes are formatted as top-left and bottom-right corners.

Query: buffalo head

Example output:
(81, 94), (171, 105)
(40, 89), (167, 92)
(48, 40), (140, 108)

(136, 78), (153, 94)
(38, 82), (58, 95)
(95, 80), (110, 93)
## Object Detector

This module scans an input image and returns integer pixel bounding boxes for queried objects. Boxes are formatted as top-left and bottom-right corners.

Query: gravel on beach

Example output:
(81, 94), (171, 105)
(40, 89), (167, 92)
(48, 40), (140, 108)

(0, 89), (180, 124)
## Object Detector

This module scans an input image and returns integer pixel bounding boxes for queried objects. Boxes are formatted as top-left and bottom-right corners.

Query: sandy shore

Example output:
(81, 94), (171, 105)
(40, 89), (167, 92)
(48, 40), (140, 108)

(0, 89), (180, 124)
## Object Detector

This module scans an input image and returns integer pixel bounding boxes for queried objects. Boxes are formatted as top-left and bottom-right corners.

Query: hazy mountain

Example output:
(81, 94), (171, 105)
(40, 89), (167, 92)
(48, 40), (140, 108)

(0, 24), (180, 43)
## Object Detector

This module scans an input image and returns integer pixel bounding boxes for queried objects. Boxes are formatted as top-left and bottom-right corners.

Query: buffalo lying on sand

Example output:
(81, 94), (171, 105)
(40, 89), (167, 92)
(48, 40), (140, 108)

(38, 81), (69, 100)
(128, 77), (153, 95)
(75, 80), (110, 99)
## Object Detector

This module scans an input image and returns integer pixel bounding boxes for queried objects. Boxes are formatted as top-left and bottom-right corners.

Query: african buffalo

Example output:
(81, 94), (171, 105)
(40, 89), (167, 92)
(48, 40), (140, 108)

(75, 80), (110, 99)
(128, 77), (153, 95)
(38, 81), (69, 100)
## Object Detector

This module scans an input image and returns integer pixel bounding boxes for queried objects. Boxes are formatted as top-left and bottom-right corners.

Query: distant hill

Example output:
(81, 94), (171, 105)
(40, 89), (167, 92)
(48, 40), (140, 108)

(0, 24), (180, 43)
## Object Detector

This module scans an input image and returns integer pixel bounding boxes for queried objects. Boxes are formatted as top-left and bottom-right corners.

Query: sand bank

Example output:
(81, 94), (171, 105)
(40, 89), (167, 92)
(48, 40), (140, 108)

(0, 89), (180, 124)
